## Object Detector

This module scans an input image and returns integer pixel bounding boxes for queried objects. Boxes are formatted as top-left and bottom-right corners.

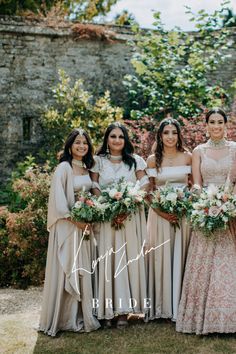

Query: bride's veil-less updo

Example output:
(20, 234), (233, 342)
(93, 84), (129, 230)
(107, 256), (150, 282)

(155, 118), (185, 172)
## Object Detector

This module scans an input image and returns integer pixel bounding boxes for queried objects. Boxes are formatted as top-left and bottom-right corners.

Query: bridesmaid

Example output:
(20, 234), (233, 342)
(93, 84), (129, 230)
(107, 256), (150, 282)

(90, 122), (149, 328)
(176, 108), (236, 334)
(39, 128), (100, 336)
(146, 118), (192, 321)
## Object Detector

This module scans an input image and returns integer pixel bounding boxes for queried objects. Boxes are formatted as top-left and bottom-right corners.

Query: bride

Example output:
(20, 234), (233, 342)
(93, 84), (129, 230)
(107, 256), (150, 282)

(176, 108), (236, 334)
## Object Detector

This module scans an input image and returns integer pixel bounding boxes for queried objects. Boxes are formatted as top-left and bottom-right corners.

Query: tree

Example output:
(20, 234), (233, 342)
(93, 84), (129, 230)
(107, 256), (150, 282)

(0, 0), (54, 15)
(222, 8), (236, 27)
(113, 9), (136, 26)
(123, 2), (233, 120)
(0, 0), (119, 19)
(40, 69), (123, 163)
(70, 0), (118, 21)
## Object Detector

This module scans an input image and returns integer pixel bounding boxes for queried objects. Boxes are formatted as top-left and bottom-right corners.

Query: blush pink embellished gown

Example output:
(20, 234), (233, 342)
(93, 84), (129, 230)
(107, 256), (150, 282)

(176, 141), (236, 334)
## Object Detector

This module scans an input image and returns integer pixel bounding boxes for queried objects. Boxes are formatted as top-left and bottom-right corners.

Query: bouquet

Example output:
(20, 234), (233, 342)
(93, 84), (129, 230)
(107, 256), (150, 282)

(71, 190), (109, 238)
(101, 178), (146, 229)
(150, 183), (192, 228)
(190, 184), (236, 237)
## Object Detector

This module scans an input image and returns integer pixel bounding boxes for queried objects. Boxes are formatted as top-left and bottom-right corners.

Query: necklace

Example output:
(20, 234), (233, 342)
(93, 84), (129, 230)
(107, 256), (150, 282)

(72, 159), (85, 168)
(109, 155), (122, 162)
(164, 152), (178, 167)
(207, 138), (227, 149)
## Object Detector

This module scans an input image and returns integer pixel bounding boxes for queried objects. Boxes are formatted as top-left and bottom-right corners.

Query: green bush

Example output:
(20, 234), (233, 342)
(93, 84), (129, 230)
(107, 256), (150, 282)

(124, 3), (234, 120)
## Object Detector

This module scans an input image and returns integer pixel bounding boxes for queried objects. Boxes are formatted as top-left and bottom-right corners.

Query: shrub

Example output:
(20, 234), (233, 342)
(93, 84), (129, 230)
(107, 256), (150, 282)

(124, 117), (156, 158)
(0, 164), (51, 288)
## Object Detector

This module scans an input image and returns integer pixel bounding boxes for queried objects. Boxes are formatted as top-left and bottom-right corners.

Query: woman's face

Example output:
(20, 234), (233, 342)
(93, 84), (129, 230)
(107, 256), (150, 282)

(71, 134), (89, 160)
(207, 113), (226, 140)
(161, 124), (178, 149)
(107, 128), (125, 154)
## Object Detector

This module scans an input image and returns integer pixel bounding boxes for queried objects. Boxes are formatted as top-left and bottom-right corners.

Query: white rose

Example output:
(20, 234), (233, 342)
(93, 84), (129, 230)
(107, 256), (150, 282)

(165, 192), (177, 203)
(109, 188), (118, 198)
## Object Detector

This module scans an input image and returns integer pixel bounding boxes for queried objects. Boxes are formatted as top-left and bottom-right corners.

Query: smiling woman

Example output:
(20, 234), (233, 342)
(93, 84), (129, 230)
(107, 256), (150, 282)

(176, 108), (236, 335)
(39, 128), (100, 336)
(146, 117), (192, 322)
(90, 122), (149, 328)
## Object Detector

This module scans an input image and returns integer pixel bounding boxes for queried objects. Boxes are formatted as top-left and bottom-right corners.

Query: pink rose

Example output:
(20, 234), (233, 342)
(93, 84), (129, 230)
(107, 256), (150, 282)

(86, 199), (95, 206)
(114, 192), (123, 200)
(222, 194), (229, 203)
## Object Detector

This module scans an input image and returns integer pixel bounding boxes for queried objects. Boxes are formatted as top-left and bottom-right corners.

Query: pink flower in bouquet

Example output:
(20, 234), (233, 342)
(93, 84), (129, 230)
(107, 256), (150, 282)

(114, 192), (123, 200)
(222, 194), (229, 203)
(85, 199), (95, 206)
(208, 206), (221, 217)
(79, 196), (85, 202)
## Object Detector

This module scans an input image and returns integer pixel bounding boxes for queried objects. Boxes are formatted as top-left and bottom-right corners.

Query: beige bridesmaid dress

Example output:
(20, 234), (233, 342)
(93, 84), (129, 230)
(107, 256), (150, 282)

(147, 165), (191, 321)
(90, 154), (148, 320)
(39, 162), (100, 336)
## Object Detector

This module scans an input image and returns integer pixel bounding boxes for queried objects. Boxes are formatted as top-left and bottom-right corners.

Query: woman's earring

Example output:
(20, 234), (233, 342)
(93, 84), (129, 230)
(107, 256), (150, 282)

(224, 129), (227, 138)
(106, 144), (110, 158)
(69, 148), (72, 156)
(206, 131), (210, 138)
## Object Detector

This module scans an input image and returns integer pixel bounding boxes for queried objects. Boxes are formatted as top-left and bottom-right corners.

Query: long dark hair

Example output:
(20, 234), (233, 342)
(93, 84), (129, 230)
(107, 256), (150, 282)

(59, 128), (94, 169)
(205, 108), (228, 123)
(97, 122), (136, 170)
(155, 118), (185, 172)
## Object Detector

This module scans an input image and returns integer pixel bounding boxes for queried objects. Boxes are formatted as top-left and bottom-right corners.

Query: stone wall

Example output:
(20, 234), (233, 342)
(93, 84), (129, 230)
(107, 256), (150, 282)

(0, 16), (235, 184)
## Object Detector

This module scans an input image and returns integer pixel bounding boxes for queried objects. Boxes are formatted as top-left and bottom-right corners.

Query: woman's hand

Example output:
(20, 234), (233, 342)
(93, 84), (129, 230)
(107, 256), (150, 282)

(64, 217), (92, 232)
(153, 209), (178, 224)
(112, 213), (130, 229)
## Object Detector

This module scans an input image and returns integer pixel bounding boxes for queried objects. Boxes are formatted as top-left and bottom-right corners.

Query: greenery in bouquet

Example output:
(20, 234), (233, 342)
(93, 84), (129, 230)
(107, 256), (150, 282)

(190, 184), (236, 237)
(101, 178), (146, 229)
(150, 183), (192, 227)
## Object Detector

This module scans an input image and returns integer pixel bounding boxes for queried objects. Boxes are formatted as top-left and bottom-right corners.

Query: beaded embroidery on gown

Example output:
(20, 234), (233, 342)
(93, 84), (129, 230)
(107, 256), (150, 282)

(176, 142), (236, 334)
(90, 155), (148, 320)
(147, 165), (191, 321)
(39, 163), (100, 336)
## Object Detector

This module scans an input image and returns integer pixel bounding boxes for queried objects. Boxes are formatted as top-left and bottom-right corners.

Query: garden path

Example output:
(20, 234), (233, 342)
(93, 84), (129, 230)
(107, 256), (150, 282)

(0, 287), (42, 353)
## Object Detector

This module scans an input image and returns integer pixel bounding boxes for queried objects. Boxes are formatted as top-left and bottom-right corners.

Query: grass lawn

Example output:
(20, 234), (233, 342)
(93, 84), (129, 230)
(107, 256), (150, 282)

(34, 319), (236, 354)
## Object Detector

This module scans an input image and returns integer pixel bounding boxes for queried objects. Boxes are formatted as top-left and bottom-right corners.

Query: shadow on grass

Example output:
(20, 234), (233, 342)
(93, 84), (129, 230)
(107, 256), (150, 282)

(33, 319), (236, 354)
